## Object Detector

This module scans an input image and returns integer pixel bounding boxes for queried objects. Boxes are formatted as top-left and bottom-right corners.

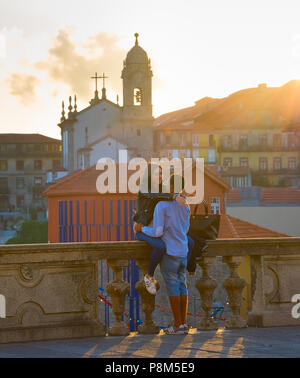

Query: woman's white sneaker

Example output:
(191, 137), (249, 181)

(144, 275), (156, 295)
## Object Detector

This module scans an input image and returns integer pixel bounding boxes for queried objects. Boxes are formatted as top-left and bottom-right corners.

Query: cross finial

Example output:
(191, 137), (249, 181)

(91, 72), (101, 93)
(134, 33), (139, 46)
(99, 72), (108, 89)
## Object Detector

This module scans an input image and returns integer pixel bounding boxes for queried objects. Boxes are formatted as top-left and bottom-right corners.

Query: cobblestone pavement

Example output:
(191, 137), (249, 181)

(0, 327), (299, 358)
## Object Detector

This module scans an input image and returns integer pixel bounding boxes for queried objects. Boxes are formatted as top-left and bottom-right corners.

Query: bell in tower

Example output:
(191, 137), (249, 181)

(121, 33), (153, 120)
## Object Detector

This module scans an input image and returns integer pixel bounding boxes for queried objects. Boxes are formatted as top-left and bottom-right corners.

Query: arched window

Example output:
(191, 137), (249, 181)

(133, 88), (142, 106)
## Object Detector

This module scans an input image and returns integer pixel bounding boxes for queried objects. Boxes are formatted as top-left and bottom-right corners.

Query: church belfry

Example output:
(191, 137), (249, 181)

(121, 33), (153, 120)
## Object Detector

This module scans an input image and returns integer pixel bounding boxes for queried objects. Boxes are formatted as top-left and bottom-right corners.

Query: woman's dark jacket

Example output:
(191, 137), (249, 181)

(133, 192), (174, 226)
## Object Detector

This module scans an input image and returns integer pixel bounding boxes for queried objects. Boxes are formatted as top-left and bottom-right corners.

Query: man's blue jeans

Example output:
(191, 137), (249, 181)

(160, 254), (188, 296)
(135, 232), (194, 276)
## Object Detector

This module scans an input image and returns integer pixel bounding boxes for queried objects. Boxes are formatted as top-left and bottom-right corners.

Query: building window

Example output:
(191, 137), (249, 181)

(234, 177), (247, 188)
(207, 149), (216, 163)
(259, 157), (268, 171)
(16, 195), (25, 209)
(34, 177), (42, 185)
(34, 160), (42, 170)
(240, 157), (248, 167)
(179, 149), (190, 158)
(137, 129), (141, 136)
(192, 133), (200, 147)
(223, 135), (232, 148)
(16, 160), (24, 170)
(159, 132), (165, 144)
(240, 135), (248, 148)
(288, 157), (297, 170)
(223, 157), (232, 168)
(259, 134), (267, 146)
(273, 157), (282, 171)
(133, 88), (142, 106)
(210, 197), (220, 214)
(34, 144), (41, 152)
(52, 160), (60, 169)
(192, 149), (200, 159)
(288, 134), (296, 148)
(208, 134), (215, 147)
(273, 134), (281, 147)
(0, 197), (9, 211)
(0, 177), (8, 192)
(0, 160), (8, 171)
(0, 144), (7, 153)
(16, 177), (25, 189)
(172, 150), (179, 158)
(179, 134), (185, 146)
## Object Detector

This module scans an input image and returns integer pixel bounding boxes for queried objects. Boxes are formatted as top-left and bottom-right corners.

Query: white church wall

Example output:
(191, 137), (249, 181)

(73, 101), (122, 170)
(90, 137), (129, 164)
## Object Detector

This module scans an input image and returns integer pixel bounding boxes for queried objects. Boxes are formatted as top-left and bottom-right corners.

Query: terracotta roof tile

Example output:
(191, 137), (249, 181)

(0, 133), (61, 144)
(262, 188), (300, 203)
(218, 214), (290, 238)
(226, 188), (241, 203)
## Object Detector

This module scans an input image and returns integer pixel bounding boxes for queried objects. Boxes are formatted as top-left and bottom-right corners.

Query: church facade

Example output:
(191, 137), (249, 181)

(58, 33), (154, 173)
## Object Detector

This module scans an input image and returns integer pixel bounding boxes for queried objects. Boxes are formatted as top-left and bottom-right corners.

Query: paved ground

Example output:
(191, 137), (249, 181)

(0, 327), (299, 358)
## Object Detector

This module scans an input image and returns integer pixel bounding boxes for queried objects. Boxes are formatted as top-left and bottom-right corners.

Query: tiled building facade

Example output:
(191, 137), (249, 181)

(0, 134), (61, 213)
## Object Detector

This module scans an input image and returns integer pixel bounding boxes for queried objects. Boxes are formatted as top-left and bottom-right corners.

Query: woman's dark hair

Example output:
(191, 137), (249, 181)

(170, 174), (185, 191)
(140, 163), (162, 193)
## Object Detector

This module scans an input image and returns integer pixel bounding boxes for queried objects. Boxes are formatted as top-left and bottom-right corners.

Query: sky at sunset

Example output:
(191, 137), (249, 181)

(1, 0), (300, 139)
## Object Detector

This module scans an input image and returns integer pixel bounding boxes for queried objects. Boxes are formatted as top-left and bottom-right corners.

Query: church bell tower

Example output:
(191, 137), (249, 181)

(121, 33), (153, 120)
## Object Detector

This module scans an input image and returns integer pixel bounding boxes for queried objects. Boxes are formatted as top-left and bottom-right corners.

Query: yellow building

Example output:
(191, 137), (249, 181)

(154, 82), (300, 187)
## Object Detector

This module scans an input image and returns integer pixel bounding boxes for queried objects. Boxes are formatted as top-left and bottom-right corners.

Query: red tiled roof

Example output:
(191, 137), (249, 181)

(0, 134), (61, 144)
(262, 188), (300, 203)
(154, 97), (223, 127)
(226, 188), (241, 203)
(155, 80), (300, 132)
(218, 214), (290, 238)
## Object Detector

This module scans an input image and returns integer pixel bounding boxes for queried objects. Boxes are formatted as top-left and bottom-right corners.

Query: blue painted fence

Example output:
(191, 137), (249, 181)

(58, 199), (141, 332)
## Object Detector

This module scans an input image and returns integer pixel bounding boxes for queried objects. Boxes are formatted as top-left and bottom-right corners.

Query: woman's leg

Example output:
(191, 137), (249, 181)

(135, 232), (166, 276)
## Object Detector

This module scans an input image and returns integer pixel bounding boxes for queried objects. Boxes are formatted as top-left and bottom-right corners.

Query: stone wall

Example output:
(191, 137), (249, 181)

(0, 238), (300, 343)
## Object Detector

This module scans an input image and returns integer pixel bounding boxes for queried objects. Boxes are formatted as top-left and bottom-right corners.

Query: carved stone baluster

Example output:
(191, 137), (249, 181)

(106, 259), (130, 336)
(223, 256), (247, 328)
(135, 259), (160, 334)
(195, 256), (218, 330)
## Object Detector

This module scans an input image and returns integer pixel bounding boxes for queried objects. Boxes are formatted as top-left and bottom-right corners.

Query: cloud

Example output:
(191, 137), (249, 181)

(35, 29), (127, 102)
(5, 73), (40, 105)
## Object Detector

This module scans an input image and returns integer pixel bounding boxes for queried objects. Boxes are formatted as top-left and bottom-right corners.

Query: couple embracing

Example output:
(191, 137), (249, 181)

(133, 163), (206, 335)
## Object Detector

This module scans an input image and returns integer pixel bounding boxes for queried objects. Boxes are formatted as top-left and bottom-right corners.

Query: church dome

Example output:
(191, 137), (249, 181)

(125, 33), (148, 64)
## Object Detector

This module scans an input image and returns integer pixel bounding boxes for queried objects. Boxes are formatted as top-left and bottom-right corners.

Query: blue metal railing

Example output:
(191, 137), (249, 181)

(58, 198), (140, 331)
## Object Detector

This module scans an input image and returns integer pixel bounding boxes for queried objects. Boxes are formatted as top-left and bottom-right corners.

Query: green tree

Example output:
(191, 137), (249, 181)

(6, 221), (48, 244)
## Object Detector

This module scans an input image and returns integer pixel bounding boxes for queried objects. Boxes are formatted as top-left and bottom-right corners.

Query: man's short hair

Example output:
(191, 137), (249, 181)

(170, 174), (185, 191)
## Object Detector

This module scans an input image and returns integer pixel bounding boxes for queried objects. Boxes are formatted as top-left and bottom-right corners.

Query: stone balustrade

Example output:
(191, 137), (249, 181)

(0, 238), (300, 343)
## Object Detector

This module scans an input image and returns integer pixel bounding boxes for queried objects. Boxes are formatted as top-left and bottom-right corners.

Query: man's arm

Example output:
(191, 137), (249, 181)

(141, 203), (165, 237)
